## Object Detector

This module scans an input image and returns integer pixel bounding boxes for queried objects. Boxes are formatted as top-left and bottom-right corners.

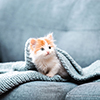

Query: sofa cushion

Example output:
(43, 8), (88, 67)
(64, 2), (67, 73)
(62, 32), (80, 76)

(0, 81), (77, 100)
(65, 82), (100, 100)
(57, 32), (100, 68)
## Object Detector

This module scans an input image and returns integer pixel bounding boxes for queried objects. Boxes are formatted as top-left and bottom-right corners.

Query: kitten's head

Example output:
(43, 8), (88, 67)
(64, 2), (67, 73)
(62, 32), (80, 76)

(30, 33), (56, 60)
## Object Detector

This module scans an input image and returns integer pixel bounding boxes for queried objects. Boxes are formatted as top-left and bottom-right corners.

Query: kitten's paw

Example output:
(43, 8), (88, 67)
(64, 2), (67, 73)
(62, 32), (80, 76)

(46, 73), (54, 78)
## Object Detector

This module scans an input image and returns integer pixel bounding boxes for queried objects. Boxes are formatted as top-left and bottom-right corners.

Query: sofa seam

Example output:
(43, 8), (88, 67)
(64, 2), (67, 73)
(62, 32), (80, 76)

(66, 94), (100, 97)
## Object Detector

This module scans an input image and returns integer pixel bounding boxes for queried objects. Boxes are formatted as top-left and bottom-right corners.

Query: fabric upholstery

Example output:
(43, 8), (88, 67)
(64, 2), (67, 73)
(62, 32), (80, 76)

(0, 82), (77, 100)
(66, 82), (100, 100)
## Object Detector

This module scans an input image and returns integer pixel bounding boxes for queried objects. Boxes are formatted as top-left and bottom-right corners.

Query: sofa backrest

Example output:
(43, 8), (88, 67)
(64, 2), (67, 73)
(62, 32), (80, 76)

(0, 0), (100, 68)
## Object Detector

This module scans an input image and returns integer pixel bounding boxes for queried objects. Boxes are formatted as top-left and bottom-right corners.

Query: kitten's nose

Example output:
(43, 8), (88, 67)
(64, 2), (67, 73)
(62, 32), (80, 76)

(47, 51), (49, 55)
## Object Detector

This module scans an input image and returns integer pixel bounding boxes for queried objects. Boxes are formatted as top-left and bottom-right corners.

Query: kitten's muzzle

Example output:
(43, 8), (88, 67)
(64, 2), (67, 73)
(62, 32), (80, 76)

(46, 51), (50, 55)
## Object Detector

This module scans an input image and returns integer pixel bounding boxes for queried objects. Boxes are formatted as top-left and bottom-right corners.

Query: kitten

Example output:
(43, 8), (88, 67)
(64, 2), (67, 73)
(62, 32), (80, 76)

(29, 33), (69, 79)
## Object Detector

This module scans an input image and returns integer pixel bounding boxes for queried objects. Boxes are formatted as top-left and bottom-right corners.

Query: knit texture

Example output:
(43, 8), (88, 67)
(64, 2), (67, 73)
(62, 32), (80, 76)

(0, 38), (100, 95)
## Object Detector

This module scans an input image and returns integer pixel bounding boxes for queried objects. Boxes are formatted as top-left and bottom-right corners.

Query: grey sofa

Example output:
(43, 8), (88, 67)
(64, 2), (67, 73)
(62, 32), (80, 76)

(0, 0), (100, 100)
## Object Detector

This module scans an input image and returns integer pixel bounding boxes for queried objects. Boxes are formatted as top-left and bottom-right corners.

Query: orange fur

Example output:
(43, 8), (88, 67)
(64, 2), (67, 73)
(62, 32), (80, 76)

(47, 34), (53, 40)
(30, 34), (54, 54)
(30, 39), (36, 51)
(34, 39), (45, 54)
(30, 38), (54, 54)
(45, 38), (54, 47)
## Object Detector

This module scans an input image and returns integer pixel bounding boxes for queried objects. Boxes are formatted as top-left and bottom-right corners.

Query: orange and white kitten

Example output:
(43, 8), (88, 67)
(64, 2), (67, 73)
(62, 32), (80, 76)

(29, 33), (68, 79)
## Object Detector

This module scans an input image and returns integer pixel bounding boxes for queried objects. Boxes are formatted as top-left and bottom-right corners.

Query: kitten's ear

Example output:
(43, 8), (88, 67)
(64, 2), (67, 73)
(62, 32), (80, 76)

(47, 32), (53, 40)
(30, 38), (36, 45)
(30, 38), (36, 51)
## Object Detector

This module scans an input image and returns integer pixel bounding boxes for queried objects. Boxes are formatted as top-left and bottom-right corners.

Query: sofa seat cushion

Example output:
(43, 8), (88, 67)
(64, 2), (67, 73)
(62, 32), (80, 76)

(0, 81), (77, 100)
(66, 82), (100, 100)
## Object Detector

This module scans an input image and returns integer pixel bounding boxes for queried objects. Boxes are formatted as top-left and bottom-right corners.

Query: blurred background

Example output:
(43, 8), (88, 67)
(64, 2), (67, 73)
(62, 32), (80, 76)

(0, 0), (100, 68)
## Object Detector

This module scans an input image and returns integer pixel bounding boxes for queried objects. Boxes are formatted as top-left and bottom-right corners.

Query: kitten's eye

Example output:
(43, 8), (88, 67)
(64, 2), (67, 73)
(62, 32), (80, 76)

(49, 46), (51, 49)
(41, 47), (44, 51)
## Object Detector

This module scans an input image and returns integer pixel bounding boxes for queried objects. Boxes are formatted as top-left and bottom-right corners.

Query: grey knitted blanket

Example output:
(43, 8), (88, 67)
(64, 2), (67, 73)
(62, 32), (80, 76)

(0, 39), (100, 95)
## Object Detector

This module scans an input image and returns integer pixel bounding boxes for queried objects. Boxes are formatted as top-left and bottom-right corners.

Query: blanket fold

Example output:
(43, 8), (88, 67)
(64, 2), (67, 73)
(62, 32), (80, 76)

(0, 38), (100, 95)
